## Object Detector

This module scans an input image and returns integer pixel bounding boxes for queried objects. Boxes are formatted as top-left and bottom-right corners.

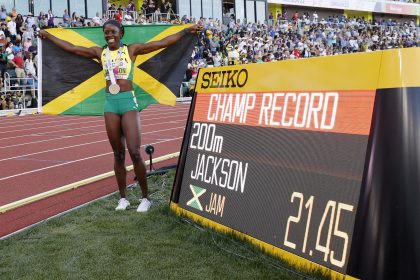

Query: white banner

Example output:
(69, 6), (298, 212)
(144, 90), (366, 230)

(268, 0), (420, 16)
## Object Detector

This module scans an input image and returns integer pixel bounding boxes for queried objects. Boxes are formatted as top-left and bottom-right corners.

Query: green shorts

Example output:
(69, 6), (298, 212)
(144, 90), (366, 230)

(104, 91), (139, 115)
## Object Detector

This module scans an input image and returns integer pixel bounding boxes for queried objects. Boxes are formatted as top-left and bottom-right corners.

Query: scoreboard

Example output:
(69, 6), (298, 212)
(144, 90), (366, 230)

(171, 48), (420, 279)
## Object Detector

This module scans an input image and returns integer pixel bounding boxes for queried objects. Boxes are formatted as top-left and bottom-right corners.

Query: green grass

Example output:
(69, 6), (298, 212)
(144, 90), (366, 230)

(0, 171), (327, 280)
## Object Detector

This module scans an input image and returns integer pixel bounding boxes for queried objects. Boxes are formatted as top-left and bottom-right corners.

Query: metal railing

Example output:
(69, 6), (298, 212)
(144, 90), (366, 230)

(1, 73), (38, 111)
(105, 10), (139, 21)
(105, 9), (180, 24)
(143, 12), (180, 23)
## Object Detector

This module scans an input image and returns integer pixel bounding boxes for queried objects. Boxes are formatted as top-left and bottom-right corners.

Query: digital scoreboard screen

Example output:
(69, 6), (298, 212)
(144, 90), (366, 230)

(170, 51), (419, 279)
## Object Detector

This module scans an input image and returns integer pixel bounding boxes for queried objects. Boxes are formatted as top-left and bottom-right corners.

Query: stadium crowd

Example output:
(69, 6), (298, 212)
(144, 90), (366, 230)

(193, 15), (418, 65)
(0, 2), (418, 109)
(182, 14), (417, 95)
(0, 5), (38, 110)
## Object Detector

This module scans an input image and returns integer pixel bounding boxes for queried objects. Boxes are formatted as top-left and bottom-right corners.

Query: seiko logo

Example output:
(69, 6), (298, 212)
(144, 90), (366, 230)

(201, 69), (248, 89)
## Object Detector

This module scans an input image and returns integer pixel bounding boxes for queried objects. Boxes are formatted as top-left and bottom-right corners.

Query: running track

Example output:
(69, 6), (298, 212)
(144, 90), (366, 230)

(0, 103), (190, 238)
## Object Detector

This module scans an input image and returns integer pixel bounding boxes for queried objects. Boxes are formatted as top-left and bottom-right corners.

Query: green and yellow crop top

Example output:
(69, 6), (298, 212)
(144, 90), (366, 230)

(101, 45), (134, 81)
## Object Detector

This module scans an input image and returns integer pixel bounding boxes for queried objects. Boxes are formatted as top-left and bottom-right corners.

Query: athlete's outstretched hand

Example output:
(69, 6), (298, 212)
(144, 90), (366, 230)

(186, 24), (204, 34)
(37, 29), (47, 39)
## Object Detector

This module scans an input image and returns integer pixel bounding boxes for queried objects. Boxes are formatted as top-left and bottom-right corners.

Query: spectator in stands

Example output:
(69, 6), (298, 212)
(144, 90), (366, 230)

(227, 44), (239, 65)
(47, 10), (54, 27)
(25, 12), (36, 29)
(37, 11), (44, 22)
(0, 5), (7, 21)
(124, 13), (134, 25)
(1, 95), (13, 110)
(92, 12), (102, 26)
(26, 74), (37, 102)
(7, 16), (17, 43)
(313, 11), (318, 23)
(23, 37), (32, 52)
(12, 38), (22, 54)
(28, 41), (36, 54)
(38, 13), (48, 28)
(0, 32), (7, 47)
(108, 3), (117, 19)
(24, 50), (38, 105)
(32, 50), (38, 70)
(11, 7), (17, 18)
(115, 10), (123, 23)
(109, 3), (117, 10)
(11, 50), (25, 82)
(213, 51), (222, 66)
(141, 1), (148, 15)
(76, 16), (84, 27)
(154, 7), (162, 22)
(147, 0), (156, 15)
(5, 42), (14, 61)
(127, 0), (136, 17)
(15, 14), (24, 36)
(24, 51), (36, 77)
(293, 11), (299, 22)
(160, 0), (168, 15)
(71, 12), (77, 26)
(136, 14), (147, 24)
(62, 9), (70, 27)
(22, 25), (34, 43)
(269, 12), (273, 22)
(0, 43), (7, 77)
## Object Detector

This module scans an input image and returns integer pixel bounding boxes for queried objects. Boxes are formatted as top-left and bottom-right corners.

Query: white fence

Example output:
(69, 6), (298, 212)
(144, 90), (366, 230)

(105, 10), (180, 24)
(0, 74), (39, 116)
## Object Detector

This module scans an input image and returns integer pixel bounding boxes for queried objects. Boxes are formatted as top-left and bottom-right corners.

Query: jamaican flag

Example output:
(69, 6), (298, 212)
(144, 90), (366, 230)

(41, 25), (196, 115)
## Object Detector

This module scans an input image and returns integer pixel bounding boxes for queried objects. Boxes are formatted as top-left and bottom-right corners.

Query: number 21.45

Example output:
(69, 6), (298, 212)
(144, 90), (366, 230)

(283, 192), (354, 268)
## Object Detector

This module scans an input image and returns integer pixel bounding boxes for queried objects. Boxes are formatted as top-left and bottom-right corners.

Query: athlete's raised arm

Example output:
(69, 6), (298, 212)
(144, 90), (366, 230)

(129, 24), (202, 56)
(38, 29), (102, 60)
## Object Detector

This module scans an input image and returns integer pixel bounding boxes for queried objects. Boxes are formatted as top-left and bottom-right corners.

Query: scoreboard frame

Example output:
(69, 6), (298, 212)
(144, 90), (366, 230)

(170, 48), (420, 280)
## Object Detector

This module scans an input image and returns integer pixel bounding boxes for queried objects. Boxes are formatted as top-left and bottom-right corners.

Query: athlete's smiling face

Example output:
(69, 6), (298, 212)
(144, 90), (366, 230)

(104, 24), (121, 50)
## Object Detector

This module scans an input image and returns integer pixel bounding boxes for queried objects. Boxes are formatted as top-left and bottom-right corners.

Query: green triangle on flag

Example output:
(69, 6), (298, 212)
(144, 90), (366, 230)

(186, 185), (206, 211)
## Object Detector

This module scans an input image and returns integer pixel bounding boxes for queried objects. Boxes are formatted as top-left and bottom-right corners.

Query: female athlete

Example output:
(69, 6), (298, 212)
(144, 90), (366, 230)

(39, 20), (201, 212)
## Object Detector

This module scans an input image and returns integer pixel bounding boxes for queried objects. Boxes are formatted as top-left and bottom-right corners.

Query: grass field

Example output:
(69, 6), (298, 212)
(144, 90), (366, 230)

(0, 170), (327, 280)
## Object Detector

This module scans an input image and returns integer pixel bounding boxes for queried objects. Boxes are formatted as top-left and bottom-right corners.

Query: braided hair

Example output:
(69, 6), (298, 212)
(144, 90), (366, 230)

(102, 19), (125, 38)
